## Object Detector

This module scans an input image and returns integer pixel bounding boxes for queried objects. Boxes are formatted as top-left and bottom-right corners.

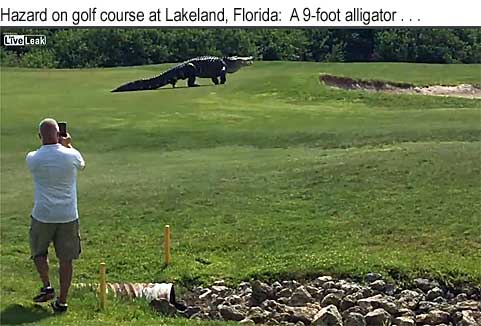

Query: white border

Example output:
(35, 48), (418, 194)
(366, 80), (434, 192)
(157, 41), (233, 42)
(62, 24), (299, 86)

(1, 0), (480, 27)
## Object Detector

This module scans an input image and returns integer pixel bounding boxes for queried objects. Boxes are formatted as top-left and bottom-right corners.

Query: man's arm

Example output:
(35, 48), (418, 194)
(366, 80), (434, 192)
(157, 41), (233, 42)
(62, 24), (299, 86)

(59, 133), (72, 149)
(26, 151), (35, 171)
(60, 133), (86, 170)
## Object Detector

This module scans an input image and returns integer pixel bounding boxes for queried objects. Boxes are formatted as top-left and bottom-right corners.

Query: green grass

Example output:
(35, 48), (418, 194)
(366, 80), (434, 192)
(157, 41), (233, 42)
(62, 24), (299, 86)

(1, 62), (480, 325)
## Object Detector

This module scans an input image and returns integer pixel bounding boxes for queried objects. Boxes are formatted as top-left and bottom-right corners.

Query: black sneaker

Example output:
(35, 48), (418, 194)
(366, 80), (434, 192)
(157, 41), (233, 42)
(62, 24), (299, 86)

(51, 298), (68, 313)
(33, 285), (55, 302)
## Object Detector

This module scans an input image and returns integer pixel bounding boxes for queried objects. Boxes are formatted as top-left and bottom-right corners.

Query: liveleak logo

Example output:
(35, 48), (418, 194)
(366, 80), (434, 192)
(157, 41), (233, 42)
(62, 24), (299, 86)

(3, 34), (46, 46)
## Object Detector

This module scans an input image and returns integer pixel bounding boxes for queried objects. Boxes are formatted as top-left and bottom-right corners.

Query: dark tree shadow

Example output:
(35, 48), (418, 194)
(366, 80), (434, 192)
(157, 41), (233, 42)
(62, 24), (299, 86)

(0, 303), (52, 325)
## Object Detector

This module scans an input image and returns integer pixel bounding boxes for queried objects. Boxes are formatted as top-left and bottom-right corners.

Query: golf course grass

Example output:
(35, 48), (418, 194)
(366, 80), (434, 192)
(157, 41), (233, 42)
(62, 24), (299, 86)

(1, 61), (480, 325)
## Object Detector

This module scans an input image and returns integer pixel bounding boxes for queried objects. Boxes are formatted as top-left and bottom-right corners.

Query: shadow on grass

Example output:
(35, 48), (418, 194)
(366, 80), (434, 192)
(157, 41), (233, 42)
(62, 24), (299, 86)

(0, 303), (52, 325)
(110, 84), (214, 93)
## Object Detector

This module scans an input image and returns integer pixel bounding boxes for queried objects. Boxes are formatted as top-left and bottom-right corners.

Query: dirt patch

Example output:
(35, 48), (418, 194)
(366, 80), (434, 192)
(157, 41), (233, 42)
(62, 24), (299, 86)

(319, 74), (481, 99)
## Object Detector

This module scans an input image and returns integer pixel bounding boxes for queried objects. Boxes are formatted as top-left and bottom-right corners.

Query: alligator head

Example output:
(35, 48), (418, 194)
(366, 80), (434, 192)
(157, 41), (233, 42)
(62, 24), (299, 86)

(224, 56), (254, 73)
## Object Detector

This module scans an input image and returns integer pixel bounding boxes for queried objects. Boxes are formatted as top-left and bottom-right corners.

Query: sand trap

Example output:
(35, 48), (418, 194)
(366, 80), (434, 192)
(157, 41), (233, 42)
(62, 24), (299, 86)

(319, 74), (481, 99)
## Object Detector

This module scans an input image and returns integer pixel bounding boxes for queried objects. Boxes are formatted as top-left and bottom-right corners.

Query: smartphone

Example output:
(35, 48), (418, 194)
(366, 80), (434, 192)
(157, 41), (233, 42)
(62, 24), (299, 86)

(58, 122), (67, 137)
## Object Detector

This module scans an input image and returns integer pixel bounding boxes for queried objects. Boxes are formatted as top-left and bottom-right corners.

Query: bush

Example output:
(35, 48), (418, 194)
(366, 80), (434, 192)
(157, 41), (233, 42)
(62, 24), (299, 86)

(1, 28), (479, 68)
(18, 48), (57, 68)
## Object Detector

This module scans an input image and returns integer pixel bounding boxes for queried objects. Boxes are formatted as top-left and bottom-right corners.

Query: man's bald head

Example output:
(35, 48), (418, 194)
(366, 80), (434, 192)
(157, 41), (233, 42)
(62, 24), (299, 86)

(39, 118), (59, 145)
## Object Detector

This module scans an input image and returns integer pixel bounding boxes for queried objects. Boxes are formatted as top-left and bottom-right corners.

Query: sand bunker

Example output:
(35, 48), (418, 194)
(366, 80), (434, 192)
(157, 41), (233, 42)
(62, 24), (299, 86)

(319, 74), (481, 99)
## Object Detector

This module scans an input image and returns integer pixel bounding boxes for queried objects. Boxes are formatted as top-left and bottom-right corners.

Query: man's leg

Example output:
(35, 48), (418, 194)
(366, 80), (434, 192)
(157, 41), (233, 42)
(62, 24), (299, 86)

(30, 218), (56, 302)
(34, 255), (50, 287)
(58, 259), (72, 304)
(53, 219), (81, 308)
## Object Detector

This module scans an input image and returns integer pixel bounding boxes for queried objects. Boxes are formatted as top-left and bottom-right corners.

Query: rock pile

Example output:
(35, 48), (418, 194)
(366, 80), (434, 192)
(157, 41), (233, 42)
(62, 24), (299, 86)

(150, 275), (481, 325)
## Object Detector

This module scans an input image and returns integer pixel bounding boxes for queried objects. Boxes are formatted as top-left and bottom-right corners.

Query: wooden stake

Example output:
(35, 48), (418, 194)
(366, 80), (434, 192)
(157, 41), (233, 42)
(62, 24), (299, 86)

(99, 262), (107, 310)
(164, 225), (171, 265)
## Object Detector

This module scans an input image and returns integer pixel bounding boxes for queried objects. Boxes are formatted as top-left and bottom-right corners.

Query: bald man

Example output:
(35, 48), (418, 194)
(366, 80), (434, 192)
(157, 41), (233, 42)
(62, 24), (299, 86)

(26, 118), (85, 313)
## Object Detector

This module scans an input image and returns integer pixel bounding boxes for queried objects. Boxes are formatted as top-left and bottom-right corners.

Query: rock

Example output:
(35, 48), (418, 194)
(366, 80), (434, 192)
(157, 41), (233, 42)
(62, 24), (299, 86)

(306, 285), (321, 296)
(370, 280), (386, 292)
(227, 294), (243, 305)
(211, 310), (223, 319)
(344, 312), (366, 326)
(249, 306), (270, 324)
(417, 300), (440, 313)
(432, 296), (447, 304)
(288, 304), (320, 324)
(454, 310), (481, 326)
(251, 280), (274, 305)
(397, 290), (423, 310)
(239, 318), (256, 325)
(219, 305), (245, 321)
(426, 287), (444, 300)
(212, 295), (224, 306)
(340, 283), (362, 295)
(381, 301), (399, 315)
(343, 306), (370, 319)
(261, 299), (279, 312)
(399, 290), (423, 300)
(272, 281), (282, 289)
(199, 289), (212, 300)
(397, 308), (415, 317)
(445, 291), (455, 300)
(365, 308), (392, 326)
(366, 273), (383, 283)
(360, 287), (374, 299)
(415, 309), (450, 325)
(278, 297), (289, 304)
(393, 316), (415, 326)
(278, 288), (293, 298)
(358, 294), (396, 313)
(313, 290), (325, 301)
(340, 296), (356, 311)
(182, 306), (201, 318)
(455, 293), (469, 302)
(239, 282), (251, 290)
(289, 286), (314, 306)
(314, 276), (334, 286)
(312, 304), (343, 326)
(282, 280), (296, 288)
(213, 280), (226, 286)
(188, 312), (202, 319)
(414, 278), (439, 293)
(326, 289), (345, 297)
(212, 285), (230, 294)
(321, 293), (342, 308)
(150, 299), (178, 316)
(322, 281), (337, 290)
(384, 284), (397, 296)
(455, 300), (481, 311)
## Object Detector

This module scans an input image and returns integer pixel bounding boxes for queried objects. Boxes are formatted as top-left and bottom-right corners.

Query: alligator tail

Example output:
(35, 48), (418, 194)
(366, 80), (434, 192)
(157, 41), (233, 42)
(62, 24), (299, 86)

(111, 65), (188, 92)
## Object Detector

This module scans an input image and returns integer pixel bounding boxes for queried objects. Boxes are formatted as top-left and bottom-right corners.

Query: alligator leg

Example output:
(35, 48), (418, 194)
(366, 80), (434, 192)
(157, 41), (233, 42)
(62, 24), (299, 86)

(185, 63), (199, 87)
(211, 77), (219, 85)
(220, 74), (226, 84)
(187, 76), (199, 87)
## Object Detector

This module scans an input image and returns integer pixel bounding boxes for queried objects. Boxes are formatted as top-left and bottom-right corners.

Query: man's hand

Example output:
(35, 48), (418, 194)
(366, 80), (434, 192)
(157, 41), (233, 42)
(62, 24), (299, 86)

(59, 133), (72, 148)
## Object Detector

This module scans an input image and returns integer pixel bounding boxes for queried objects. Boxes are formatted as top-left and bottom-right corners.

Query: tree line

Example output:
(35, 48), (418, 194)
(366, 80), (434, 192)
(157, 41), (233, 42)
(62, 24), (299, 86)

(1, 28), (480, 68)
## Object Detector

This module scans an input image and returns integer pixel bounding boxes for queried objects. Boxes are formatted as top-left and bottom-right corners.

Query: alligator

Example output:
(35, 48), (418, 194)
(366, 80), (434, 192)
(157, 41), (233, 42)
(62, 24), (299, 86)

(111, 56), (253, 92)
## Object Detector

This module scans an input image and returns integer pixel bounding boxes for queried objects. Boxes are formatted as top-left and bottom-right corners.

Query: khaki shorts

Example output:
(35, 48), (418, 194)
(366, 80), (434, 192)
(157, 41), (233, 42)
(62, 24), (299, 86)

(29, 217), (81, 261)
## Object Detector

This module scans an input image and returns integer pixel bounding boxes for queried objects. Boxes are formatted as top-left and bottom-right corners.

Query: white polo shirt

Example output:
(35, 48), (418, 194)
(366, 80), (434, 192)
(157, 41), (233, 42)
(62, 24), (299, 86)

(26, 144), (85, 223)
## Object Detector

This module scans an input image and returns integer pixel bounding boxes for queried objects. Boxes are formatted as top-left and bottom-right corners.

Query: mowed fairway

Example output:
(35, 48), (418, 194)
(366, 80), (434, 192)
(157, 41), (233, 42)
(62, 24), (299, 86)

(1, 62), (480, 325)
